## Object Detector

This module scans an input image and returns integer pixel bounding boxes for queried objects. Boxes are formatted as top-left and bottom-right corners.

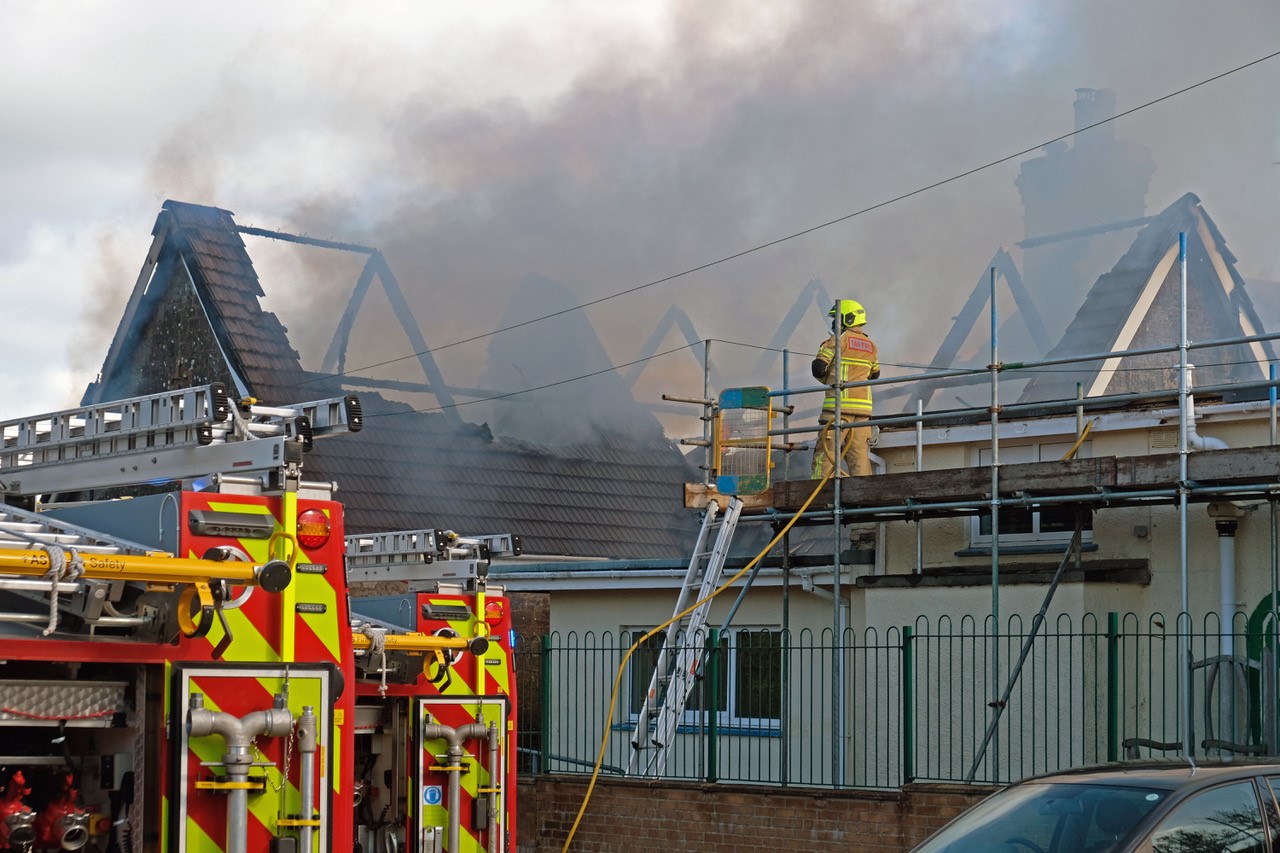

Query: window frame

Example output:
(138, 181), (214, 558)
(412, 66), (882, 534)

(969, 440), (1095, 547)
(625, 625), (784, 731)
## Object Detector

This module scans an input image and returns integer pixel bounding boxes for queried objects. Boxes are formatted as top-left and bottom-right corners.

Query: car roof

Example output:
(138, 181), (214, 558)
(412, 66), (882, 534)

(1018, 760), (1280, 791)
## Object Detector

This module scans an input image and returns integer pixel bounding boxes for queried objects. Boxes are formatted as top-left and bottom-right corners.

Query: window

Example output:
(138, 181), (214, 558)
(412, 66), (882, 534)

(627, 627), (783, 729)
(1150, 781), (1266, 853)
(971, 441), (1094, 546)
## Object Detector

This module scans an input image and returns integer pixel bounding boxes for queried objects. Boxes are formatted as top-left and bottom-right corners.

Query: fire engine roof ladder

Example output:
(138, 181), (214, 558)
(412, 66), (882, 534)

(0, 499), (180, 631)
(627, 496), (743, 777)
(0, 383), (362, 652)
(0, 383), (361, 498)
(344, 528), (521, 591)
(346, 528), (521, 693)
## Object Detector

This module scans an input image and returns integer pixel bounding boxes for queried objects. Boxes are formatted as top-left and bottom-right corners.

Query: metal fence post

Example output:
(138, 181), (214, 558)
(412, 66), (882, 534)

(902, 625), (915, 784)
(540, 634), (552, 774)
(707, 628), (720, 783)
(1107, 612), (1120, 762)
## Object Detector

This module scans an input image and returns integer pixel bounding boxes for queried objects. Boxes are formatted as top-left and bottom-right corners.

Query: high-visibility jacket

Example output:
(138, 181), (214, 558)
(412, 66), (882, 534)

(814, 329), (879, 414)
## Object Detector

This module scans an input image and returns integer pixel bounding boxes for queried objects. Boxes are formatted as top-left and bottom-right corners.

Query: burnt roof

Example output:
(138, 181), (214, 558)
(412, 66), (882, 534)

(85, 200), (700, 559)
(1018, 192), (1275, 404)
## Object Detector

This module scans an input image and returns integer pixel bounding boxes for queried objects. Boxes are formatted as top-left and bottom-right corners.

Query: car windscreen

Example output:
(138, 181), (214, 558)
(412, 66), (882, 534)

(914, 781), (1167, 853)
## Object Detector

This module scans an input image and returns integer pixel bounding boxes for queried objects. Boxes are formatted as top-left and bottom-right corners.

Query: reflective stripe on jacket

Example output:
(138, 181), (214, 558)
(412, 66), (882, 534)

(817, 330), (878, 413)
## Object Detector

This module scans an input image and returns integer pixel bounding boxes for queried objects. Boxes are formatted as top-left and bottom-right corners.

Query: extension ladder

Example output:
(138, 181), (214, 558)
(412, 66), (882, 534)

(345, 528), (521, 591)
(628, 496), (742, 776)
(0, 502), (158, 627)
(0, 383), (361, 497)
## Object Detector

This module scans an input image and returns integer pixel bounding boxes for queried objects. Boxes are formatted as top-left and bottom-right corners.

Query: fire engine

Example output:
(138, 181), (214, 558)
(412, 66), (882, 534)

(0, 384), (517, 853)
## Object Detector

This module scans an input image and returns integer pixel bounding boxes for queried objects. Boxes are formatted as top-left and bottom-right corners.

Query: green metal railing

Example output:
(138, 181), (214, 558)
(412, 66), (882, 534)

(514, 609), (1280, 789)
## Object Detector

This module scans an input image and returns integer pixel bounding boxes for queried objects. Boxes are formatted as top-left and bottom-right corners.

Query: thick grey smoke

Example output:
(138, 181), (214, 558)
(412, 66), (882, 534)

(132, 0), (1280, 441)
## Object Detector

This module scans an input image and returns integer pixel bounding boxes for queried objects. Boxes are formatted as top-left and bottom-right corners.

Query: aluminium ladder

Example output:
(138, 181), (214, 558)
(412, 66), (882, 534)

(0, 383), (361, 497)
(628, 496), (743, 777)
(345, 528), (521, 591)
(0, 384), (363, 647)
(0, 501), (173, 632)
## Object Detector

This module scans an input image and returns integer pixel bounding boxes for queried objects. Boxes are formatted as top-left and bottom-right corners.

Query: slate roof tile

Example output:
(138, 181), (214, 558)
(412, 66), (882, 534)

(84, 201), (702, 560)
(1018, 193), (1275, 404)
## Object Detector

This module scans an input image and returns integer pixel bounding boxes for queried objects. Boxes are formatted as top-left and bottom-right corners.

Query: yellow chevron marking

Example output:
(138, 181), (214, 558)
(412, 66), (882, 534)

(160, 795), (170, 853)
(295, 559), (341, 661)
(184, 503), (278, 663)
(418, 809), (485, 852)
(485, 644), (513, 694)
(215, 604), (278, 663)
(183, 692), (233, 851)
(184, 813), (219, 852)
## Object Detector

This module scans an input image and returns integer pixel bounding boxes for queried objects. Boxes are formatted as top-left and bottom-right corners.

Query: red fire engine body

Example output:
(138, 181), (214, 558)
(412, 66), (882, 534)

(0, 385), (517, 853)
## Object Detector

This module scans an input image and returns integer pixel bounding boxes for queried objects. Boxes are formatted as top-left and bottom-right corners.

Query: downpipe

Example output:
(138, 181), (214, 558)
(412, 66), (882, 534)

(421, 722), (490, 853)
(869, 450), (887, 576)
(1185, 365), (1242, 754)
(187, 693), (294, 853)
(1182, 366), (1229, 453)
(1183, 368), (1233, 640)
(1210, 504), (1246, 754)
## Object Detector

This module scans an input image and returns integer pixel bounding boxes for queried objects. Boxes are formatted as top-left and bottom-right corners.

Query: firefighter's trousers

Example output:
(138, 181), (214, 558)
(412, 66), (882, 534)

(812, 411), (872, 479)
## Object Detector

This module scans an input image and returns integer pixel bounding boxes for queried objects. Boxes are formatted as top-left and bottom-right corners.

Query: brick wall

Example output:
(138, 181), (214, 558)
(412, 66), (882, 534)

(517, 777), (995, 852)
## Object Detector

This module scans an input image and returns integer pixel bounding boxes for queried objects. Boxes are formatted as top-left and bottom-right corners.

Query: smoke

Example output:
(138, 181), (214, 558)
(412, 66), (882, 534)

(118, 0), (1280, 440)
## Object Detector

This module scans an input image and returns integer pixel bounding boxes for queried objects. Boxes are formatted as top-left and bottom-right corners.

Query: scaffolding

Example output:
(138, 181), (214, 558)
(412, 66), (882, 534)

(676, 232), (1280, 782)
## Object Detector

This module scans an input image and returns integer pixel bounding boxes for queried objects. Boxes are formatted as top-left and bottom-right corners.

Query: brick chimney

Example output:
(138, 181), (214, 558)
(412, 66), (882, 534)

(1015, 89), (1154, 345)
(1073, 87), (1117, 146)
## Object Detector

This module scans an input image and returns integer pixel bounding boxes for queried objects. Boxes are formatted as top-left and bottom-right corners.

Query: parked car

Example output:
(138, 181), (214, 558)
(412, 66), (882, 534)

(913, 760), (1280, 853)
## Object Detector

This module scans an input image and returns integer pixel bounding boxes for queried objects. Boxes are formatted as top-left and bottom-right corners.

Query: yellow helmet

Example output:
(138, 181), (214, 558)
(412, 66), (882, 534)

(828, 299), (866, 329)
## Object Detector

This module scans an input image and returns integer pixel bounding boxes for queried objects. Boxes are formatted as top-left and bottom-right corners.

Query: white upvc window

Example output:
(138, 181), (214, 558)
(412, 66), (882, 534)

(969, 440), (1094, 546)
(626, 627), (783, 729)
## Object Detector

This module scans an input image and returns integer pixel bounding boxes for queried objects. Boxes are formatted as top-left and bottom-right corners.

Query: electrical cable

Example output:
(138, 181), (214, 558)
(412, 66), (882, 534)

(363, 341), (700, 418)
(709, 338), (1278, 374)
(296, 49), (1280, 389)
(367, 340), (1276, 420)
(561, 469), (835, 851)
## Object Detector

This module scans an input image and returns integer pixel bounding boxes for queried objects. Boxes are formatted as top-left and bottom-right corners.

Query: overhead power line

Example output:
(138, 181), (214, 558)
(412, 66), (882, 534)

(366, 341), (701, 417)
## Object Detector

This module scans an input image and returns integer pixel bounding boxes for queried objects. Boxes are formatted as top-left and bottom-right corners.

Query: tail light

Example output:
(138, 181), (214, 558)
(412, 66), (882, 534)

(297, 508), (331, 550)
(484, 599), (506, 625)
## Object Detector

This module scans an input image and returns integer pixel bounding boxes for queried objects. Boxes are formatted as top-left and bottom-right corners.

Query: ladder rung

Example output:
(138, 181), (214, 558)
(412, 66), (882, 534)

(0, 385), (362, 498)
(627, 497), (743, 778)
(0, 504), (153, 556)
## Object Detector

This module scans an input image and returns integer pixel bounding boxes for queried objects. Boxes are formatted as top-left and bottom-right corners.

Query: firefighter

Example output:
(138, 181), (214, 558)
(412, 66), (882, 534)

(812, 298), (879, 478)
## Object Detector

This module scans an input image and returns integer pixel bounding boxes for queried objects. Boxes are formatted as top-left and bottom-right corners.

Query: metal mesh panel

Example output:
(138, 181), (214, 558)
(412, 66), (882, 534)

(0, 679), (126, 723)
(715, 387), (773, 495)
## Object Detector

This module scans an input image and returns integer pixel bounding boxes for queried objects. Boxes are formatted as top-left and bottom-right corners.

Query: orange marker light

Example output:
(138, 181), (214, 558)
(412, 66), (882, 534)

(296, 508), (331, 549)
(484, 599), (506, 625)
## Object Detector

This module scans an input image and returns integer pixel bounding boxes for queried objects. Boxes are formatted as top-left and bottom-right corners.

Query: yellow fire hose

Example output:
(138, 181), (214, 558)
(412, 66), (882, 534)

(349, 632), (487, 655)
(0, 546), (292, 656)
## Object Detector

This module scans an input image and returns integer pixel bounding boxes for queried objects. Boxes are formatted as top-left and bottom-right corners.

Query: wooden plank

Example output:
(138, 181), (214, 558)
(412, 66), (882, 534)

(768, 445), (1280, 514)
(999, 456), (1117, 494)
(1116, 446), (1280, 486)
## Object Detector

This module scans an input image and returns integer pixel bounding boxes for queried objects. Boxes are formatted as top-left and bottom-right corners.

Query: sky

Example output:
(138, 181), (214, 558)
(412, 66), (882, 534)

(2, 1), (1279, 442)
